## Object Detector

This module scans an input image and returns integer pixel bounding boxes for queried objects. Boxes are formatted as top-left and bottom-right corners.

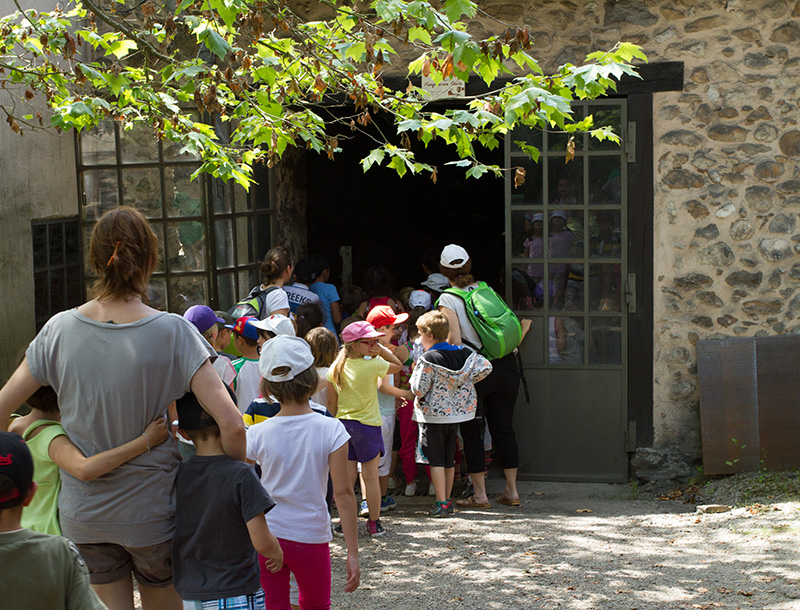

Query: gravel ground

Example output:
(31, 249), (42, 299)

(330, 478), (800, 610)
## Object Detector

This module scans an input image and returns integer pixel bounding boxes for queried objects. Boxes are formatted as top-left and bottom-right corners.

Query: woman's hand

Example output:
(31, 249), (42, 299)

(144, 416), (169, 447)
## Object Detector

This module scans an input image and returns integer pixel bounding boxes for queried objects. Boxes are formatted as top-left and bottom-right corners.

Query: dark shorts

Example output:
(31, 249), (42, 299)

(340, 419), (384, 463)
(77, 540), (173, 587)
(416, 422), (459, 468)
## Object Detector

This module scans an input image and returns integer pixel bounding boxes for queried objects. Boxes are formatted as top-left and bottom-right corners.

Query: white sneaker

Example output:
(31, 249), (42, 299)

(404, 481), (417, 496)
(387, 475), (402, 490)
(428, 482), (435, 496)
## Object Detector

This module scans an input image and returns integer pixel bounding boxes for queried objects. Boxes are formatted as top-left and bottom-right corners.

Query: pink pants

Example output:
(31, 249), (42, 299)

(260, 539), (331, 610)
(397, 399), (418, 483)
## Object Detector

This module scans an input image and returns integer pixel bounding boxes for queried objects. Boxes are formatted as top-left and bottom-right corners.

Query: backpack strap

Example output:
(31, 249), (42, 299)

(439, 284), (483, 353)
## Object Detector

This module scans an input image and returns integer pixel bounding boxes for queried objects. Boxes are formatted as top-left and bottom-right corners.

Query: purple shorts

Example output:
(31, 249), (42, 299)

(340, 419), (384, 463)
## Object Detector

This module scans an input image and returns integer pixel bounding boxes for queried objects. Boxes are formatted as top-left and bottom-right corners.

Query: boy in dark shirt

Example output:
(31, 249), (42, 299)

(172, 391), (283, 608)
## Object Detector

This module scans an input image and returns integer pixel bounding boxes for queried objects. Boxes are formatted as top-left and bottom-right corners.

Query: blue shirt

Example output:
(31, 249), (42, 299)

(309, 282), (341, 333)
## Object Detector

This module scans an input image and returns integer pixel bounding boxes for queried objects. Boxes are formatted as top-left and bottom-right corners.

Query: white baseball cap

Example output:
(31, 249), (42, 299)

(258, 336), (315, 381)
(421, 273), (450, 291)
(251, 314), (295, 337)
(409, 290), (432, 310)
(440, 244), (470, 269)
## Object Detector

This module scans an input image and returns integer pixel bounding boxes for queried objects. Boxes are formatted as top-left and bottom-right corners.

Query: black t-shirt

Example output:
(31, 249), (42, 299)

(172, 455), (276, 601)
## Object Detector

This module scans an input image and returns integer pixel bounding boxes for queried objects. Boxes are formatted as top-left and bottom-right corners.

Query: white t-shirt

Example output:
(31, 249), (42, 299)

(233, 358), (261, 414)
(438, 285), (483, 352)
(246, 412), (349, 543)
(283, 283), (320, 314)
(212, 355), (236, 386)
(264, 288), (290, 317)
(310, 366), (330, 406)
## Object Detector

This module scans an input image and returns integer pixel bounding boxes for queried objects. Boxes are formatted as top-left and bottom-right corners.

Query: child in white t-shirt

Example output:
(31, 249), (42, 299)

(247, 337), (360, 608)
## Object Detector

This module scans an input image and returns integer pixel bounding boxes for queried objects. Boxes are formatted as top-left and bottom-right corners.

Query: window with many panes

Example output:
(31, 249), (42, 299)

(32, 218), (83, 331)
(76, 120), (272, 314)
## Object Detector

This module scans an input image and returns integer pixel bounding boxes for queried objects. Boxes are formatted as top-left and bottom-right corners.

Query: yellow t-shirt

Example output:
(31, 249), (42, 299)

(328, 357), (390, 427)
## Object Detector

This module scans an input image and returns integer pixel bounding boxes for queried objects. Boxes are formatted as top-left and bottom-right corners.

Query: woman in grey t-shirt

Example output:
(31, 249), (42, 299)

(0, 206), (246, 610)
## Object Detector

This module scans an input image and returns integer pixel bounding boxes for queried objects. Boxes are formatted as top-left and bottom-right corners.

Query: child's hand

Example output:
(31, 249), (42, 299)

(368, 342), (382, 357)
(144, 417), (170, 447)
(263, 547), (284, 573)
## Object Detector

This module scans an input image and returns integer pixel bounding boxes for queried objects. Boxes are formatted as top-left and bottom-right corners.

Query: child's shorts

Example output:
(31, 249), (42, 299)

(378, 414), (396, 477)
(77, 540), (172, 587)
(340, 419), (384, 463)
(182, 589), (265, 609)
(416, 422), (459, 468)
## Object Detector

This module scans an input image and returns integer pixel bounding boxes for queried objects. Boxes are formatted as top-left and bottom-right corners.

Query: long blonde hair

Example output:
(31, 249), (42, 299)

(328, 342), (361, 392)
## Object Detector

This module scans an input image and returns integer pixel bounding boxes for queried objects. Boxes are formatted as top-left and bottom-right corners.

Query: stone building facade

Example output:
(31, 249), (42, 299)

(3, 0), (799, 479)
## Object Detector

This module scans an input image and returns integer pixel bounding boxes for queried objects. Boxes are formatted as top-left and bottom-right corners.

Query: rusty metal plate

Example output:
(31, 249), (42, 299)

(756, 336), (800, 470)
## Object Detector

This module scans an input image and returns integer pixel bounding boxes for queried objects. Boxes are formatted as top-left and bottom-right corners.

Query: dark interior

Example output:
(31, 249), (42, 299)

(305, 110), (505, 295)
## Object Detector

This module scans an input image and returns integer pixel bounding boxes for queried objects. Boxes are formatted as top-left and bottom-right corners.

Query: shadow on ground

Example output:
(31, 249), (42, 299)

(331, 481), (800, 609)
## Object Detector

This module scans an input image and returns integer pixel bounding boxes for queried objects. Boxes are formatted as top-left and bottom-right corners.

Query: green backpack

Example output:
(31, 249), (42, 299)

(439, 282), (522, 360)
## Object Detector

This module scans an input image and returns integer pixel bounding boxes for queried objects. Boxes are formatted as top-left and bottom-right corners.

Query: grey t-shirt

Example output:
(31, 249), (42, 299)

(26, 309), (216, 547)
(172, 455), (275, 601)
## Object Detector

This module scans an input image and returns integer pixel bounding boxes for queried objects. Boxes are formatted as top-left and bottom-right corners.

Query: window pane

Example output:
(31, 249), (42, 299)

(147, 277), (167, 310)
(166, 166), (204, 217)
(589, 156), (621, 205)
(510, 262), (542, 312)
(236, 216), (250, 266)
(564, 263), (585, 312)
(548, 158), (583, 207)
(510, 156), (543, 207)
(82, 170), (119, 221)
(234, 182), (249, 213)
(66, 265), (82, 304)
(253, 164), (271, 210)
(215, 218), (234, 269)
(548, 315), (585, 365)
(65, 221), (80, 262)
(81, 121), (116, 165)
(211, 179), (231, 214)
(152, 222), (167, 274)
(217, 272), (235, 311)
(589, 210), (622, 259)
(82, 225), (94, 276)
(121, 167), (162, 218)
(238, 269), (256, 301)
(588, 105), (623, 152)
(167, 221), (206, 272)
(255, 213), (270, 262)
(512, 209), (543, 259)
(588, 263), (622, 312)
(589, 317), (621, 365)
(120, 124), (159, 164)
(168, 275), (208, 315)
(48, 223), (64, 268)
(50, 267), (65, 311)
(32, 224), (47, 270)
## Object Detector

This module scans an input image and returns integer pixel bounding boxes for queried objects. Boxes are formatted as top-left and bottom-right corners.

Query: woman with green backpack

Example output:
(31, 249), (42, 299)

(437, 245), (530, 509)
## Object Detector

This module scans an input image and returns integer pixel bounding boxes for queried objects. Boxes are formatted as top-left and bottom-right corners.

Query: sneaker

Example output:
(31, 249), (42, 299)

(358, 499), (369, 518)
(404, 481), (417, 497)
(381, 495), (397, 512)
(333, 522), (344, 537)
(428, 482), (435, 496)
(387, 475), (402, 490)
(367, 519), (386, 536)
(445, 500), (455, 515)
(429, 502), (450, 518)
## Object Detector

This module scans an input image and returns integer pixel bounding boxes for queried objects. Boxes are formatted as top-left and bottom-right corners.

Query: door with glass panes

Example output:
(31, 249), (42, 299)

(506, 99), (628, 482)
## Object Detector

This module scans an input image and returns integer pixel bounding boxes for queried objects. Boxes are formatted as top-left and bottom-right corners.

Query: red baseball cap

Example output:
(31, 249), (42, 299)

(366, 305), (409, 328)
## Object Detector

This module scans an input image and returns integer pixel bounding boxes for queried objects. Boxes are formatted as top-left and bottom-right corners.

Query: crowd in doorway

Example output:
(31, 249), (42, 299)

(0, 206), (530, 610)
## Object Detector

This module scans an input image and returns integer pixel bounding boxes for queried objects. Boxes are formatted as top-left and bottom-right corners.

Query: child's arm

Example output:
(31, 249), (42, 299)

(331, 300), (343, 326)
(330, 444), (360, 592)
(246, 515), (283, 573)
(409, 360), (433, 398)
(49, 417), (169, 482)
(376, 344), (403, 375)
(327, 383), (339, 417)
(377, 376), (413, 402)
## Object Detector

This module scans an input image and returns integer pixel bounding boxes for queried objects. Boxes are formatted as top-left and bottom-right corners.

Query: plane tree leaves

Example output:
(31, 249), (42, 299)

(0, 0), (645, 188)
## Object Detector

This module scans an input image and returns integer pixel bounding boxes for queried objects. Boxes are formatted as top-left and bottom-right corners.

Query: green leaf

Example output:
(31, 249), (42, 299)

(361, 148), (385, 172)
(388, 154), (408, 177)
(443, 0), (476, 22)
(407, 26), (431, 45)
(199, 29), (231, 59)
(106, 39), (137, 59)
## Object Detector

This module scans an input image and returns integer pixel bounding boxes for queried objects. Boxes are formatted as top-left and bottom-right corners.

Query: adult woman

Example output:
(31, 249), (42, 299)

(230, 246), (292, 319)
(0, 207), (245, 610)
(436, 244), (529, 509)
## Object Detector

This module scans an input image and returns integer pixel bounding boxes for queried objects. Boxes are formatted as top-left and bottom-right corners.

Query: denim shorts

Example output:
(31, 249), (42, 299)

(340, 419), (384, 463)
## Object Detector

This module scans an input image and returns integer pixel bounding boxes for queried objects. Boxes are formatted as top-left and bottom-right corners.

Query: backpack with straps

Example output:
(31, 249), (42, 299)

(228, 285), (281, 319)
(438, 281), (522, 360)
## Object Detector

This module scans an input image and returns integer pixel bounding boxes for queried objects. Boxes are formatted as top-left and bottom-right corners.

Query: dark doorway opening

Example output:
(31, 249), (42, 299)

(305, 112), (505, 295)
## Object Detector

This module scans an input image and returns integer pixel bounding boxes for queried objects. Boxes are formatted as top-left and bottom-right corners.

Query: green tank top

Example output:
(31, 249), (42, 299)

(20, 419), (68, 536)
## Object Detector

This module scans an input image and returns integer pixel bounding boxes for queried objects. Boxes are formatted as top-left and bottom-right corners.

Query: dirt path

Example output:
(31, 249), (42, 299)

(330, 481), (800, 609)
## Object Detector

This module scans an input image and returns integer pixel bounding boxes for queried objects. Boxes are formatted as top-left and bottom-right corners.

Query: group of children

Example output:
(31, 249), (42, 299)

(2, 246), (498, 610)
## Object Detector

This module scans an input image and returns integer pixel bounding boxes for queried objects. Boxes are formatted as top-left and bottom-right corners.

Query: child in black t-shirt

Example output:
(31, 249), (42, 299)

(171, 391), (283, 608)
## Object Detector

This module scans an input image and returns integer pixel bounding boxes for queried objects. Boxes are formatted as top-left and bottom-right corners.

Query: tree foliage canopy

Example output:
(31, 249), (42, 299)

(0, 0), (646, 187)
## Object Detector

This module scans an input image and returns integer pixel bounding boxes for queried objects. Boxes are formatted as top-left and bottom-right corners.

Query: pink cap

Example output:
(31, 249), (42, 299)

(341, 320), (385, 344)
